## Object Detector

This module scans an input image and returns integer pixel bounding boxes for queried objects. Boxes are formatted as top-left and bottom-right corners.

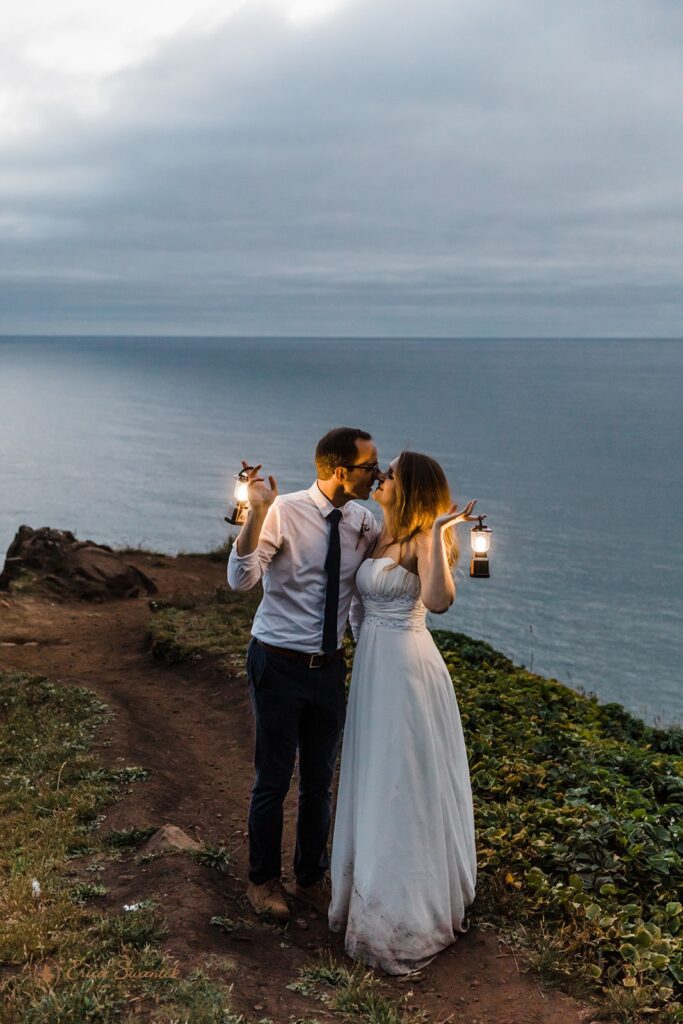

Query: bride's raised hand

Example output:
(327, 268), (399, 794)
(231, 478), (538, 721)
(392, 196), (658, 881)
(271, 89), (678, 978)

(241, 460), (278, 511)
(433, 500), (478, 532)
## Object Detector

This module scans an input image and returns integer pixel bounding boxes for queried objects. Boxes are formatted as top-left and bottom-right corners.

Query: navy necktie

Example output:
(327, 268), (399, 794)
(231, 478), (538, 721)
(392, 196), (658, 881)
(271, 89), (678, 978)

(322, 509), (342, 654)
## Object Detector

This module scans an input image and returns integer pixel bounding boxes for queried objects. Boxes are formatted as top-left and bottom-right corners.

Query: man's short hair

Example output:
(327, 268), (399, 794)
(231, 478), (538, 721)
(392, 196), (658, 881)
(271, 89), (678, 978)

(315, 427), (373, 480)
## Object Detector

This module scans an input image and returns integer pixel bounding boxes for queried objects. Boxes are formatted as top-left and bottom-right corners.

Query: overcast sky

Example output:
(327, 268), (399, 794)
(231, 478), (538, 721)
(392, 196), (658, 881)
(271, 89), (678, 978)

(1, 0), (682, 336)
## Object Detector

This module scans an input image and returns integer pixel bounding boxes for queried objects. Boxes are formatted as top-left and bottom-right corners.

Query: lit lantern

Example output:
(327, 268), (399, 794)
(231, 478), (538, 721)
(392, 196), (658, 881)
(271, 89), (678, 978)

(225, 467), (252, 526)
(470, 515), (492, 578)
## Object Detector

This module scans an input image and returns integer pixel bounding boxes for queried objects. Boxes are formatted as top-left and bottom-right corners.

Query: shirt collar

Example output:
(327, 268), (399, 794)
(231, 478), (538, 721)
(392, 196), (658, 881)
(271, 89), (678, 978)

(308, 482), (344, 520)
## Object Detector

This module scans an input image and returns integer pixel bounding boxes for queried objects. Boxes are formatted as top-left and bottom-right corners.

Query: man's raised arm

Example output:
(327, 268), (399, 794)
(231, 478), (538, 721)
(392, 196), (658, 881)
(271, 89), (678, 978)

(227, 462), (280, 590)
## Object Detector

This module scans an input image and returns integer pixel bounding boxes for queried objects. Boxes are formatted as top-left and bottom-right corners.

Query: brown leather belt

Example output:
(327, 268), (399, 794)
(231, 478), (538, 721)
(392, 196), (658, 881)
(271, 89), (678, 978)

(257, 640), (344, 669)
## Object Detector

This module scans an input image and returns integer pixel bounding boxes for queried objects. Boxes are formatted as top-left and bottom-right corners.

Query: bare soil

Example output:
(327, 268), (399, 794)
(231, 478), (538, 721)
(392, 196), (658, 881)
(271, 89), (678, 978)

(0, 553), (596, 1024)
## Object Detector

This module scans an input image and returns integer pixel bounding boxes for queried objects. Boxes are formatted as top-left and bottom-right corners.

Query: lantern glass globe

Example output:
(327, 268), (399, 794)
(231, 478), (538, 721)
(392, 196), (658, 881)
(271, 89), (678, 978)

(234, 480), (249, 503)
(472, 531), (490, 555)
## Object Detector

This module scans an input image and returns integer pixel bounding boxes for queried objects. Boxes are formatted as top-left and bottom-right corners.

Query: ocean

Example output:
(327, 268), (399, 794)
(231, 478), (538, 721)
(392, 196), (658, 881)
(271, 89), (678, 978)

(1, 336), (681, 725)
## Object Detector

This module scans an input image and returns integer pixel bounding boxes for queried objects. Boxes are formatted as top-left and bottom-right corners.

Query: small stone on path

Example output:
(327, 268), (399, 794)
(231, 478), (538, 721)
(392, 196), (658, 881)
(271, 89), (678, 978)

(139, 824), (201, 855)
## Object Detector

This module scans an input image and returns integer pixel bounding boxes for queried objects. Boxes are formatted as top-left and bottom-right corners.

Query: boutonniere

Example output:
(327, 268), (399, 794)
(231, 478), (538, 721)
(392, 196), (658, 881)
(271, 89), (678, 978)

(356, 514), (371, 549)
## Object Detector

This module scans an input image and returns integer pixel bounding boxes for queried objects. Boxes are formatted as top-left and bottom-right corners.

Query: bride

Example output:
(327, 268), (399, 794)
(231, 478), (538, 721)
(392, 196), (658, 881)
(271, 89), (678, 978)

(328, 451), (478, 975)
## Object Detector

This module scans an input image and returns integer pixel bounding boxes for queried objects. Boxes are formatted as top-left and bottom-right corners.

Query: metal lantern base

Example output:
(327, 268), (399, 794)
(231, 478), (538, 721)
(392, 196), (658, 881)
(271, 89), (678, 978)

(470, 556), (490, 578)
(225, 502), (249, 526)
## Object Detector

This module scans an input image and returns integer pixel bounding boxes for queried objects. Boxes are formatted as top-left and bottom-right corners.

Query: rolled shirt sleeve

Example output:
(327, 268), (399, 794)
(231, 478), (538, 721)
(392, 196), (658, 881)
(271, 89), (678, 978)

(227, 502), (282, 590)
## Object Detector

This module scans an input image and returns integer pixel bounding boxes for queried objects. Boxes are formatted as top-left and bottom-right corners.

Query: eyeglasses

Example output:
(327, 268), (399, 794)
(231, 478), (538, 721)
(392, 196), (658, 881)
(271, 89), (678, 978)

(342, 462), (380, 474)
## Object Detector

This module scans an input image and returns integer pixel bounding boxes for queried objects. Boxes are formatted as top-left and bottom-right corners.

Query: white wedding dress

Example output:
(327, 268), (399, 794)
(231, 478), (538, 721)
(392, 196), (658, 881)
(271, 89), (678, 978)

(329, 557), (477, 975)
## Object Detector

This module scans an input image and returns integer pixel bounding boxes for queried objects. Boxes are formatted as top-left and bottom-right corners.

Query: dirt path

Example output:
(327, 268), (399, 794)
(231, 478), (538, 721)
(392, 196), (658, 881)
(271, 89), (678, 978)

(0, 554), (594, 1024)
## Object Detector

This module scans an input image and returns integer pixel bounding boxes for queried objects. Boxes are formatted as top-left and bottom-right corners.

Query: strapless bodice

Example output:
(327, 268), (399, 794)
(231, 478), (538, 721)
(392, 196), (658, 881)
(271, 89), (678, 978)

(356, 557), (427, 632)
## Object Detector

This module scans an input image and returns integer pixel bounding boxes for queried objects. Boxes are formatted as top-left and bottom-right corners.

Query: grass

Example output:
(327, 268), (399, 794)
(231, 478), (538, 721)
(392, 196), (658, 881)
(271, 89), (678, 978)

(209, 914), (254, 934)
(3, 568), (40, 593)
(287, 955), (427, 1024)
(113, 546), (169, 559)
(148, 585), (261, 672)
(191, 844), (234, 874)
(116, 538), (235, 563)
(147, 588), (682, 1022)
(180, 539), (236, 562)
(68, 882), (109, 904)
(103, 826), (157, 852)
(0, 669), (243, 1024)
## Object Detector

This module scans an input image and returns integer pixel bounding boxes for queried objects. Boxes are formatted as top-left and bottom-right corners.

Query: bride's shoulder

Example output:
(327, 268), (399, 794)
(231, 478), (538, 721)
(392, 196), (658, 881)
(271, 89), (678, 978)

(411, 531), (434, 568)
(413, 531), (432, 553)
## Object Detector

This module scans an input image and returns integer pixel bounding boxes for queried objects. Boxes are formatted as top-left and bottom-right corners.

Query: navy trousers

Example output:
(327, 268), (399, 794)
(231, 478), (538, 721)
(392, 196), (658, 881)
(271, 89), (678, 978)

(245, 638), (347, 886)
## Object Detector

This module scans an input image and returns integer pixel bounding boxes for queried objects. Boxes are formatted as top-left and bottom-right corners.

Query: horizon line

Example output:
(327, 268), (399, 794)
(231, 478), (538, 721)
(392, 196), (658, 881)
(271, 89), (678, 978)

(1, 333), (682, 342)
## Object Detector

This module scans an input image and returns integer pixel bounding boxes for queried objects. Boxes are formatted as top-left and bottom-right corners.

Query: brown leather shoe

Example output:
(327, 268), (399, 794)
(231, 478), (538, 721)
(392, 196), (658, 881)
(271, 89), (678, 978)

(246, 878), (290, 921)
(294, 876), (331, 915)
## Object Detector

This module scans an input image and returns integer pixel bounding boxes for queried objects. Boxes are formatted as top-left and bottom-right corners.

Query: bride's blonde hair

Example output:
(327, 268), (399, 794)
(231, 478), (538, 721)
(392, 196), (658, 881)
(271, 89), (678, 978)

(383, 451), (458, 567)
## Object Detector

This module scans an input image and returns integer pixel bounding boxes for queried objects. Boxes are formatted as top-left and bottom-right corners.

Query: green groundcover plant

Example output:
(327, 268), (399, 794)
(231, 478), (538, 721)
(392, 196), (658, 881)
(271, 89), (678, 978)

(432, 630), (682, 1021)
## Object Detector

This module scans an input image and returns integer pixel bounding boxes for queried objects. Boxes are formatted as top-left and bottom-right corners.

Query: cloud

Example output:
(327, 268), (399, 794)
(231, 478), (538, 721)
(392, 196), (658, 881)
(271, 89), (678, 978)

(1, 0), (682, 335)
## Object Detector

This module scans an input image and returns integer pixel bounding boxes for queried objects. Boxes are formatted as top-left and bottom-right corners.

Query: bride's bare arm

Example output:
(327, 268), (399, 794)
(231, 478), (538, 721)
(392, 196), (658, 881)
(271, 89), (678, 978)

(416, 501), (478, 614)
(415, 528), (456, 614)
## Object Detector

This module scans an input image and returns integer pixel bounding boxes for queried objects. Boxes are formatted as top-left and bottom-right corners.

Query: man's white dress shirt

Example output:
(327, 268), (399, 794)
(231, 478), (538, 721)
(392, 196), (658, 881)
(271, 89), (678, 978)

(227, 483), (379, 653)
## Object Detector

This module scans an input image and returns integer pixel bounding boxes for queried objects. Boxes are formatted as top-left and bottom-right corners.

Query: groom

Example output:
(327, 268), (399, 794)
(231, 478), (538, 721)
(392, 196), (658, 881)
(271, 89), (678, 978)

(227, 426), (381, 921)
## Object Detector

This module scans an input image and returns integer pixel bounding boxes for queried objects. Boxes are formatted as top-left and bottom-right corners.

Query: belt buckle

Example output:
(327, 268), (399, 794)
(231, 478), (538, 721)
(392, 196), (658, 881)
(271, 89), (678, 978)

(308, 652), (325, 669)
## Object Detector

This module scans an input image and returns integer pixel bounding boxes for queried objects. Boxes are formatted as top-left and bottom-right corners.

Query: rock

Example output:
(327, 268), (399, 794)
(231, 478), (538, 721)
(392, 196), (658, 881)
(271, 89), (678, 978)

(139, 825), (202, 856)
(0, 526), (157, 601)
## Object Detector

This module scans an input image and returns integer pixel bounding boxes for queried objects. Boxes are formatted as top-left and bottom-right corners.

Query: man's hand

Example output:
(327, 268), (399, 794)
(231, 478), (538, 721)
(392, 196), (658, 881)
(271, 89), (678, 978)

(242, 460), (278, 513)
(233, 461), (278, 558)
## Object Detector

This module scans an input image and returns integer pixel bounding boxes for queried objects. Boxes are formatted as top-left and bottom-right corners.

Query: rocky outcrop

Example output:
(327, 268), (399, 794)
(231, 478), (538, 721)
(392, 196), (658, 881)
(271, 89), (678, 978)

(0, 526), (158, 601)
